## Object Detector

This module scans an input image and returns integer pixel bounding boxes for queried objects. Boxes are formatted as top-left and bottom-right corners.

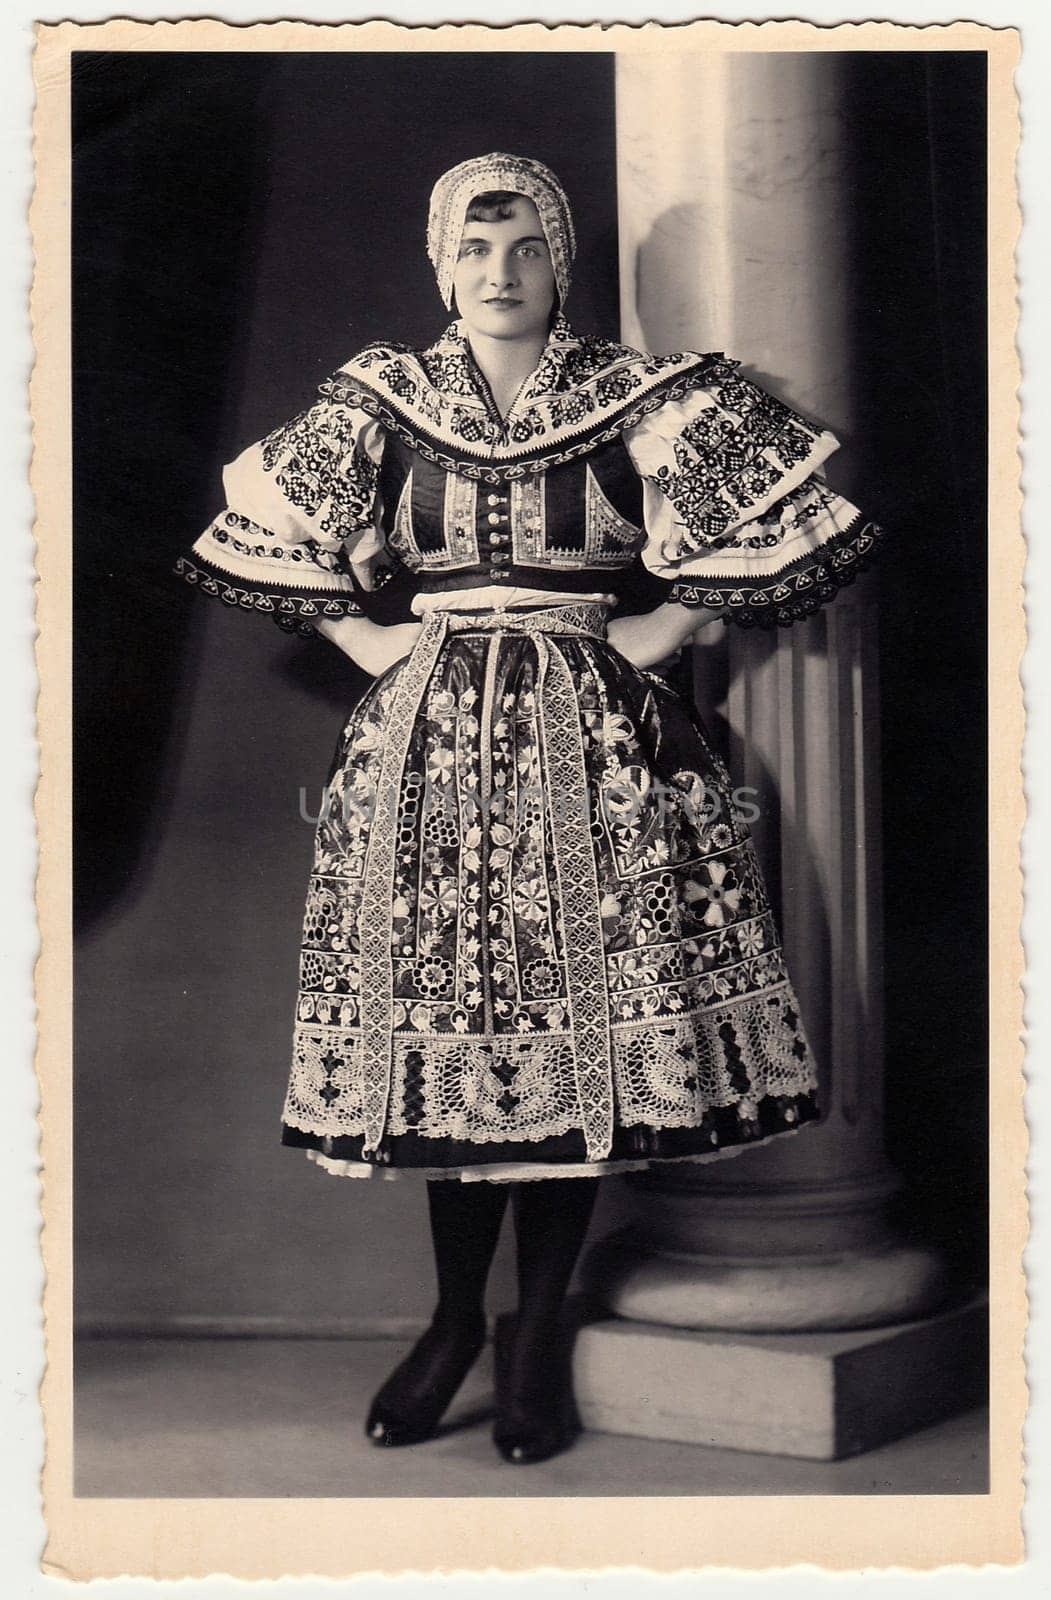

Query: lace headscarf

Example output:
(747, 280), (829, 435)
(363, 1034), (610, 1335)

(426, 152), (576, 311)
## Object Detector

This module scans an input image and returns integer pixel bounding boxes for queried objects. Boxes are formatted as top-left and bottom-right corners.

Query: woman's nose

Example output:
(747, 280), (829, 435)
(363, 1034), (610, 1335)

(487, 254), (518, 288)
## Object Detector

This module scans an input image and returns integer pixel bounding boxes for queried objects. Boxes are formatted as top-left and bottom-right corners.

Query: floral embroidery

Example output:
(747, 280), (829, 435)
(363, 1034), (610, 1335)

(685, 860), (743, 927)
(181, 316), (887, 648)
(648, 370), (831, 550)
(319, 318), (714, 478)
(259, 399), (380, 537)
(283, 607), (819, 1161)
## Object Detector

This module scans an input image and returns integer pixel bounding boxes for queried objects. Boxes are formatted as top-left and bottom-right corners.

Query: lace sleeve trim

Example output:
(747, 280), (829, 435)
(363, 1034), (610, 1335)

(174, 554), (363, 637)
(668, 516), (889, 629)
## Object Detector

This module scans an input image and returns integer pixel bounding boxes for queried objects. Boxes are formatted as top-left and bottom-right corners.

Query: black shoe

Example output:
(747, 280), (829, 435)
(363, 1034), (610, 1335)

(492, 1310), (582, 1465)
(365, 1312), (488, 1447)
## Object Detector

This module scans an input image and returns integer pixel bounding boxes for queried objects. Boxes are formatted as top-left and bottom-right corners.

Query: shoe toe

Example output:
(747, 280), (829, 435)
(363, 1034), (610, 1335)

(366, 1412), (430, 1447)
(495, 1422), (577, 1465)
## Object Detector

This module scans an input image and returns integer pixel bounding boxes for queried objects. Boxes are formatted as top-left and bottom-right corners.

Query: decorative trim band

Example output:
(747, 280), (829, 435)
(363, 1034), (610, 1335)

(669, 518), (889, 629)
(174, 555), (363, 636)
(318, 361), (720, 482)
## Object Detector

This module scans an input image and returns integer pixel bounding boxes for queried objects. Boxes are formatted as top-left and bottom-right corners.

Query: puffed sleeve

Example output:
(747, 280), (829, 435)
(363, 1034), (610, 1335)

(623, 357), (889, 629)
(176, 387), (388, 637)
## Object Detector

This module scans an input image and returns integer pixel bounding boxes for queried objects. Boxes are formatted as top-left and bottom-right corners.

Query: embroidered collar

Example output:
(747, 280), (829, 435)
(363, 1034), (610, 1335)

(420, 314), (583, 409)
(320, 316), (724, 481)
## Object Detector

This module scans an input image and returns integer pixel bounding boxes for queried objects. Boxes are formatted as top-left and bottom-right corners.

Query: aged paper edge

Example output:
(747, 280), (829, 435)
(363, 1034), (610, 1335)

(31, 13), (1026, 1581)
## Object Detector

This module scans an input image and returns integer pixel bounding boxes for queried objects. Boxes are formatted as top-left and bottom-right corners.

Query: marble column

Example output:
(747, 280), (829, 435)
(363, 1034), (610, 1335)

(573, 52), (981, 1457)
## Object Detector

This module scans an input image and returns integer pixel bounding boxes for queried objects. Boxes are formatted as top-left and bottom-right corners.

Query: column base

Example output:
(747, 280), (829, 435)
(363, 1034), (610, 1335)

(571, 1295), (987, 1461)
(583, 1232), (949, 1332)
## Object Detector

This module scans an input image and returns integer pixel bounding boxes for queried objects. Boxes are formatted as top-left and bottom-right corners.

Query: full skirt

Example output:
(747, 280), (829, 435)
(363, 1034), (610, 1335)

(280, 603), (820, 1181)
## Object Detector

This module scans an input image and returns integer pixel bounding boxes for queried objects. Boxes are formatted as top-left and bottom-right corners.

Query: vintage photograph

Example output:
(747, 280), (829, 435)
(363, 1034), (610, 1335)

(33, 14), (1024, 1580)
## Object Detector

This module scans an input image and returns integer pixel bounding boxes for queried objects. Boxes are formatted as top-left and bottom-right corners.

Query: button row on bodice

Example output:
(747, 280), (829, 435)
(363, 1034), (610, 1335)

(482, 489), (511, 577)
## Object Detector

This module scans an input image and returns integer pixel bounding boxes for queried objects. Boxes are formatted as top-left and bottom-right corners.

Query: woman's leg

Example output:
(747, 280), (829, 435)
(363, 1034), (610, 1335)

(366, 1177), (510, 1445)
(426, 1176), (512, 1335)
(494, 1175), (601, 1463)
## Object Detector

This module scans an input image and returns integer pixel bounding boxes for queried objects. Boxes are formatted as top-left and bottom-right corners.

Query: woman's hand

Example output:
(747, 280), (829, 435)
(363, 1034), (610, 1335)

(606, 603), (710, 671)
(314, 615), (424, 676)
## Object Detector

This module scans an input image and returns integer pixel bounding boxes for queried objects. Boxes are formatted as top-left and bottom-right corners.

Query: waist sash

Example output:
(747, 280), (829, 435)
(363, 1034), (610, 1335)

(414, 566), (618, 596)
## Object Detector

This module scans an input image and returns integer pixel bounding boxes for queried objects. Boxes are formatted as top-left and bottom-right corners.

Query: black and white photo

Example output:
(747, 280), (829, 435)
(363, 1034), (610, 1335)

(32, 15), (1024, 1579)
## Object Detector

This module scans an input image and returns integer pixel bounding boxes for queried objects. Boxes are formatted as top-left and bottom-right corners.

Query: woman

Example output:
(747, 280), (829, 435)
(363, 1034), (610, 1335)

(178, 153), (886, 1465)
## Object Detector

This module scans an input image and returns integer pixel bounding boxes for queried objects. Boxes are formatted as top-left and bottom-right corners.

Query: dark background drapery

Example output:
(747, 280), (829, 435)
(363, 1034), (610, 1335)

(72, 50), (987, 1329)
(843, 52), (988, 1283)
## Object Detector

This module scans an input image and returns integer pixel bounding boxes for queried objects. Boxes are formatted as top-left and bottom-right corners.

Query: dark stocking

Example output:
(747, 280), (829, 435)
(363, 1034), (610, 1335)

(425, 1176), (510, 1338)
(495, 1176), (601, 1462)
(366, 1178), (510, 1446)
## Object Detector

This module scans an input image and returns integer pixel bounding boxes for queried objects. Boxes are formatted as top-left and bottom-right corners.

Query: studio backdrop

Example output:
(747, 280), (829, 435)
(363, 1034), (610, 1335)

(72, 48), (986, 1333)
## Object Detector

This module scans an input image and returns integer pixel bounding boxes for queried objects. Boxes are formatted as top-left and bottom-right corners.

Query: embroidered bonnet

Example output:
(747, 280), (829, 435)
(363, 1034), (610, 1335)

(426, 152), (576, 311)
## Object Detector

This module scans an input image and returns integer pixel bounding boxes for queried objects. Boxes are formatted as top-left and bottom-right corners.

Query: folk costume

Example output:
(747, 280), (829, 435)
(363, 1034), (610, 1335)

(179, 154), (886, 1189)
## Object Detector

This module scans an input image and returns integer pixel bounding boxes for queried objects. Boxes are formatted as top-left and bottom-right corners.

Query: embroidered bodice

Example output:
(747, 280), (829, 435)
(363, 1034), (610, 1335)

(181, 315), (886, 634)
(375, 425), (647, 589)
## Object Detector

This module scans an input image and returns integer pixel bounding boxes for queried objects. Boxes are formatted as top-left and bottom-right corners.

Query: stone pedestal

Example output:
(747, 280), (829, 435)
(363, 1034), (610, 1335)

(572, 1297), (988, 1462)
(575, 49), (974, 1456)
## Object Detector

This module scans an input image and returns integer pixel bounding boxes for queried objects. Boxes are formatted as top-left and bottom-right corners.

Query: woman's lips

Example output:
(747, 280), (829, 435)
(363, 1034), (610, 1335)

(484, 298), (523, 309)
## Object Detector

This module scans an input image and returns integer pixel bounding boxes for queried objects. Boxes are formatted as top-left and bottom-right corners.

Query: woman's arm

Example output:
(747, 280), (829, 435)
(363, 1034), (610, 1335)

(314, 614), (424, 676)
(607, 601), (720, 670)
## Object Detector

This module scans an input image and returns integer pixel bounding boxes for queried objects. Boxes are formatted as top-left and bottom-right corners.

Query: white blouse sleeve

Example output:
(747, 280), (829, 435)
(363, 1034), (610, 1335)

(179, 391), (387, 635)
(623, 362), (888, 628)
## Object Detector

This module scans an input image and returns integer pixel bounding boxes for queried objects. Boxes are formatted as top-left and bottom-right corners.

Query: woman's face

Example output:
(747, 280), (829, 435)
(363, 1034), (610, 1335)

(452, 195), (556, 344)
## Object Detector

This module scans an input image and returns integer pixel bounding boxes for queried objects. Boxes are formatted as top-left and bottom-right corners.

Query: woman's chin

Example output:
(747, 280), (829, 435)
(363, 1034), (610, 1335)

(465, 308), (546, 342)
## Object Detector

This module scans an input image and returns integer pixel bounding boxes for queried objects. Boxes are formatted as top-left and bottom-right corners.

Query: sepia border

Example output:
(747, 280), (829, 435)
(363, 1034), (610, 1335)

(31, 15), (1025, 1579)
